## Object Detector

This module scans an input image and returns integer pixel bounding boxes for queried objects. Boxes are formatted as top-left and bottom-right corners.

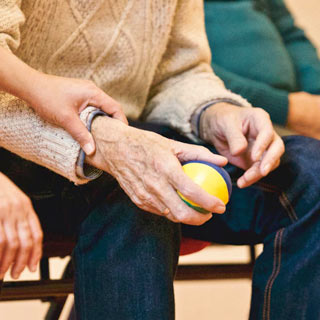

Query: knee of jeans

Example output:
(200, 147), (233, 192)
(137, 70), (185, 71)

(282, 136), (320, 177)
(75, 189), (181, 259)
(279, 136), (320, 214)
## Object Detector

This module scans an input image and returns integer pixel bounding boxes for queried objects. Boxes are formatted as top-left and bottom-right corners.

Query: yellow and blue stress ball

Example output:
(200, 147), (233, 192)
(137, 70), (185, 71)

(178, 160), (232, 214)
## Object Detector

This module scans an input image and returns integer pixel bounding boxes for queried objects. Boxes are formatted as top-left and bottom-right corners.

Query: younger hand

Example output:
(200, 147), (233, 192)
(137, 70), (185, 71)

(200, 103), (285, 188)
(0, 173), (43, 279)
(0, 48), (128, 155)
(26, 73), (128, 155)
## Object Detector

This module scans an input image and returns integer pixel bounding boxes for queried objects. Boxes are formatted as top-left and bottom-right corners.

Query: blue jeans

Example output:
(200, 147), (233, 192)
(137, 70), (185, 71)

(1, 125), (320, 320)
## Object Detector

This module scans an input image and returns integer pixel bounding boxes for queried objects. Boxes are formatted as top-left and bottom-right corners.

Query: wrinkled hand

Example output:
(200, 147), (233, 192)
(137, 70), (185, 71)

(27, 73), (128, 155)
(200, 103), (285, 188)
(0, 173), (43, 279)
(288, 92), (320, 139)
(86, 117), (228, 226)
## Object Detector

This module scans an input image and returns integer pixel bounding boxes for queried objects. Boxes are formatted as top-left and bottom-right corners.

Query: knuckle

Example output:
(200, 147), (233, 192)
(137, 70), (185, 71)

(130, 193), (143, 207)
(196, 145), (209, 154)
(59, 112), (74, 126)
(34, 231), (43, 244)
(9, 239), (19, 250)
(11, 198), (24, 212)
(84, 79), (96, 88)
(255, 107), (269, 117)
(0, 237), (7, 247)
(134, 187), (147, 201)
(178, 185), (196, 200)
(21, 239), (32, 250)
(22, 196), (33, 208)
(0, 202), (9, 214)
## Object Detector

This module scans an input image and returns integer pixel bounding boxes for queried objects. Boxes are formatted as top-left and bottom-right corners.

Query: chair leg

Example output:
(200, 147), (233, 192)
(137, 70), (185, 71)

(40, 257), (50, 280)
(45, 297), (69, 320)
(44, 259), (74, 320)
(249, 245), (257, 264)
(68, 303), (77, 320)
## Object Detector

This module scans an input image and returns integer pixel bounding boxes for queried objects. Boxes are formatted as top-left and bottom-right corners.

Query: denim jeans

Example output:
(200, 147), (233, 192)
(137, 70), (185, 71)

(1, 124), (320, 320)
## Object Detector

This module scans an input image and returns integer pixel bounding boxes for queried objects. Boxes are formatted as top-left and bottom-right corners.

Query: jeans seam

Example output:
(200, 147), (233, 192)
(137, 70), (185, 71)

(279, 192), (299, 222)
(252, 182), (299, 223)
(263, 228), (285, 320)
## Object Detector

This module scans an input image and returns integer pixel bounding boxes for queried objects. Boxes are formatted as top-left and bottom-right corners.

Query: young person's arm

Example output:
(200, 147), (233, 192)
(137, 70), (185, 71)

(0, 2), (126, 183)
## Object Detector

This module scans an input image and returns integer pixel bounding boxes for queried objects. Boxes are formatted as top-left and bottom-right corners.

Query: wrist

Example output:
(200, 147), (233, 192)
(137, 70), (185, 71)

(0, 48), (43, 105)
(199, 102), (235, 141)
(21, 70), (49, 107)
(287, 92), (309, 129)
(85, 116), (129, 171)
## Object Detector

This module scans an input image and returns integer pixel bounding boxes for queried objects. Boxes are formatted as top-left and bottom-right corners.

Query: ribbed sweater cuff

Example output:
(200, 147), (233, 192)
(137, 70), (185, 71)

(76, 107), (105, 181)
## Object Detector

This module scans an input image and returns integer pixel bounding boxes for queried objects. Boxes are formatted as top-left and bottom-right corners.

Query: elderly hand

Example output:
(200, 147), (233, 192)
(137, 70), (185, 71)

(288, 92), (320, 139)
(200, 103), (285, 188)
(0, 173), (43, 279)
(86, 117), (228, 226)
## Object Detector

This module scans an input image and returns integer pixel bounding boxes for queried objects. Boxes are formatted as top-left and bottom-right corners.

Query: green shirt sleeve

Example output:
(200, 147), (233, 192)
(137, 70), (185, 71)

(268, 0), (320, 94)
(212, 62), (289, 125)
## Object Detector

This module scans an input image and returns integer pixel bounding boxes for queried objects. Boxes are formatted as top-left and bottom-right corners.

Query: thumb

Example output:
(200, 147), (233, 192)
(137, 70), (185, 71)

(66, 118), (96, 155)
(224, 125), (248, 156)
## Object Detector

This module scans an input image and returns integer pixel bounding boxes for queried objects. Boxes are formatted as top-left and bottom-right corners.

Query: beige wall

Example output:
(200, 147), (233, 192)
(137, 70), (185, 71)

(286, 0), (320, 51)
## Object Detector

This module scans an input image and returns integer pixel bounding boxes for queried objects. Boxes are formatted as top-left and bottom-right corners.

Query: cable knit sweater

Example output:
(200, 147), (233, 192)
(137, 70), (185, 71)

(0, 0), (250, 184)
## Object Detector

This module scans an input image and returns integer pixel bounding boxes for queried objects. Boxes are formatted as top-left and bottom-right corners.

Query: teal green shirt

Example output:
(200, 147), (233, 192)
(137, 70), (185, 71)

(205, 0), (320, 125)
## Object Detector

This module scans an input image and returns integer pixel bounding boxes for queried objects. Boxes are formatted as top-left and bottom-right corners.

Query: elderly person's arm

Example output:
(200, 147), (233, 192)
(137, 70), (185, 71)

(85, 0), (284, 225)
(0, 2), (226, 226)
(142, 0), (284, 188)
(0, 172), (43, 280)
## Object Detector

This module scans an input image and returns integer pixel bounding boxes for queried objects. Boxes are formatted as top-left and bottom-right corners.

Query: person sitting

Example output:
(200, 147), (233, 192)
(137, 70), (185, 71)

(204, 0), (320, 138)
(0, 1), (320, 320)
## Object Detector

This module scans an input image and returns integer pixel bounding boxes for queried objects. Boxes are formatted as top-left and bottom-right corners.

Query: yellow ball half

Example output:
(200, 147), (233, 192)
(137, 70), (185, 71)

(178, 161), (232, 214)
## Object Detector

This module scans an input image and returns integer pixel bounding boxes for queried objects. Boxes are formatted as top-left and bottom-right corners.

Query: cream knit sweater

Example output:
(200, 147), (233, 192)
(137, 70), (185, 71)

(0, 0), (250, 184)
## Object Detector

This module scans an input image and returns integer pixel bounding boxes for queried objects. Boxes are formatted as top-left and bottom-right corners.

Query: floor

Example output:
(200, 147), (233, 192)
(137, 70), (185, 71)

(1, 0), (319, 319)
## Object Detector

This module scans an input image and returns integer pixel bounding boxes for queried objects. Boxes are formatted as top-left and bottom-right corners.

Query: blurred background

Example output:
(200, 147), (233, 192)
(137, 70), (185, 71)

(1, 0), (319, 319)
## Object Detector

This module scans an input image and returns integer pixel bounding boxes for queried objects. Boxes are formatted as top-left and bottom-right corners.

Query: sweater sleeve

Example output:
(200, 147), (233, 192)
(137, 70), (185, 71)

(143, 0), (250, 138)
(212, 62), (289, 126)
(269, 0), (320, 94)
(0, 1), (94, 184)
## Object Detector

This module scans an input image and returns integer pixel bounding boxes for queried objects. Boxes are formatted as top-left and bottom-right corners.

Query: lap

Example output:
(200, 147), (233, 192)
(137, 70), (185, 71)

(2, 122), (319, 246)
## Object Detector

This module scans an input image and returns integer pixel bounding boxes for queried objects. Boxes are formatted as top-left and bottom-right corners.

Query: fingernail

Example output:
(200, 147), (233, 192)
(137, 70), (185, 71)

(237, 180), (244, 189)
(216, 205), (226, 213)
(12, 273), (19, 279)
(30, 265), (36, 272)
(262, 164), (271, 176)
(83, 143), (95, 155)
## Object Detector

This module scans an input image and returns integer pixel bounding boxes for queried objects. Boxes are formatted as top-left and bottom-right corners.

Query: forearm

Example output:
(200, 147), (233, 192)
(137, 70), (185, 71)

(0, 47), (41, 105)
